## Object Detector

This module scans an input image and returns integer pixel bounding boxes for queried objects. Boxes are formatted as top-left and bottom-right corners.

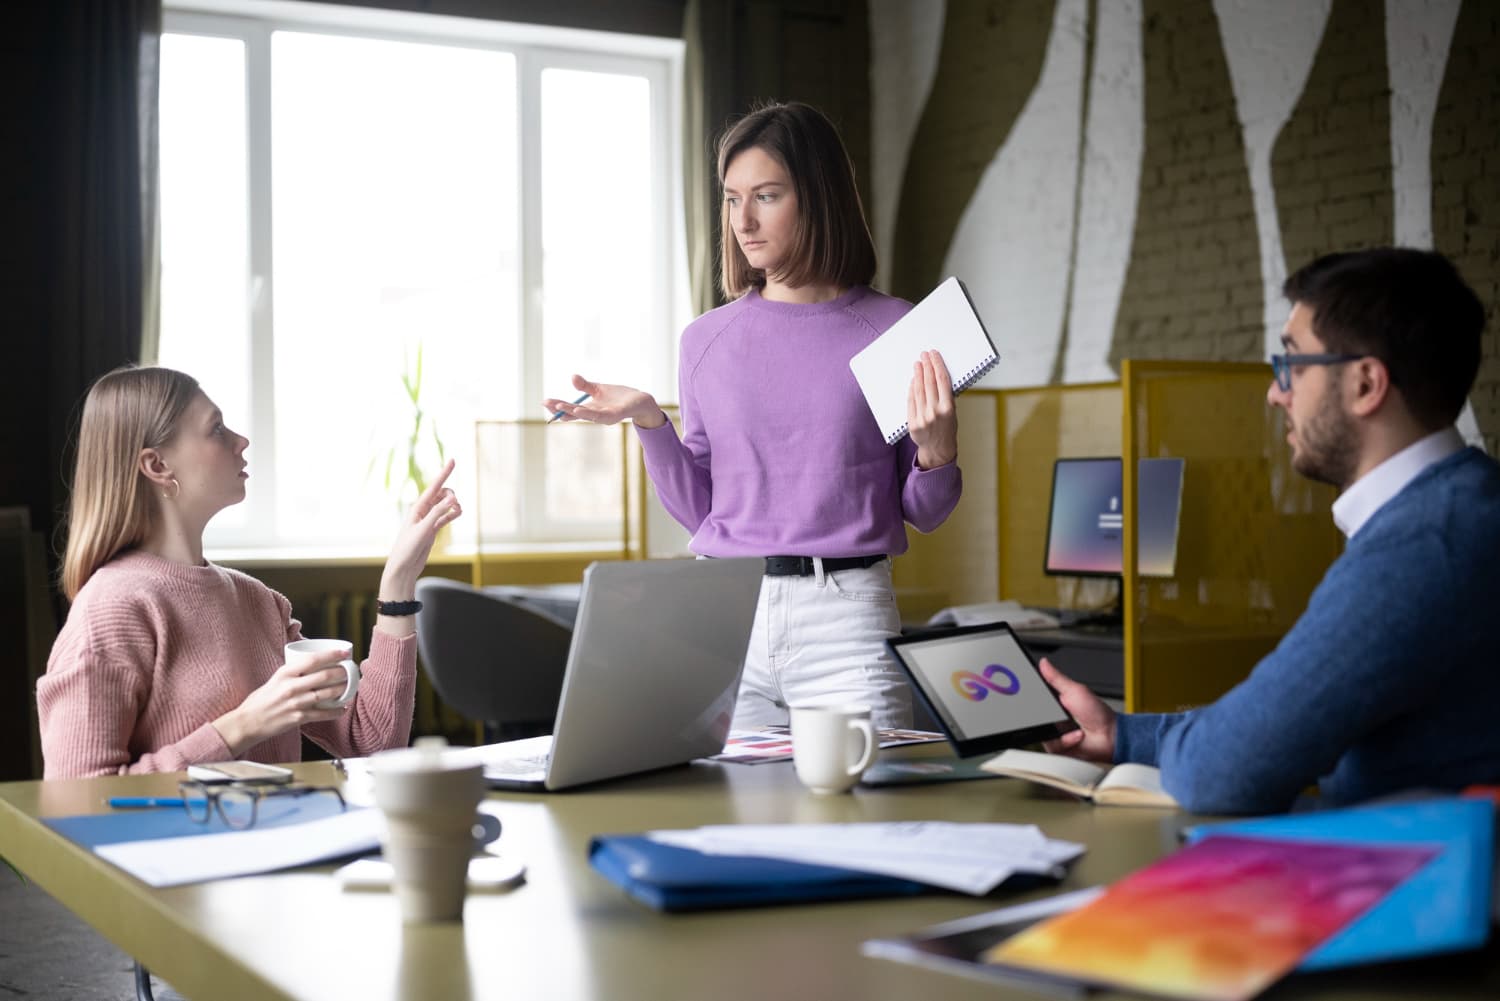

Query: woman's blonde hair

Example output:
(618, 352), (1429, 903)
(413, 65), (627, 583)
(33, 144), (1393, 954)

(717, 101), (876, 299)
(61, 366), (200, 600)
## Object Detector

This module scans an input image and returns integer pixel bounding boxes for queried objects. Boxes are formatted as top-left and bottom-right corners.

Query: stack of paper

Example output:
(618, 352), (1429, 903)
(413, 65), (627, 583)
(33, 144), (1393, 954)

(648, 822), (1083, 895)
(712, 726), (944, 765)
(927, 600), (1061, 631)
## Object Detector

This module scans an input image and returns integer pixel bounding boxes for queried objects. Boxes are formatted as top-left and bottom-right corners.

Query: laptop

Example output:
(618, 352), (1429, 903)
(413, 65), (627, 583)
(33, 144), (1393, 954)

(465, 558), (764, 791)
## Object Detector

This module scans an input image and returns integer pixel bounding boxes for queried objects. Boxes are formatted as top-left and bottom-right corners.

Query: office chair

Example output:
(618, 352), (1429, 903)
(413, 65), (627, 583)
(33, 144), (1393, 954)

(413, 577), (573, 741)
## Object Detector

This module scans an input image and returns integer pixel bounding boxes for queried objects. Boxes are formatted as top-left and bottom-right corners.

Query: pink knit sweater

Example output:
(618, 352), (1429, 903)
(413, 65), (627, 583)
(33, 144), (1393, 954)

(38, 549), (417, 779)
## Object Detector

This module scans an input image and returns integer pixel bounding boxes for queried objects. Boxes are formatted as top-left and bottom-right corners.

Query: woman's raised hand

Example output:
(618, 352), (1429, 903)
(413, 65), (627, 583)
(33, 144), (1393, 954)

(381, 458), (462, 601)
(543, 374), (665, 430)
(907, 350), (958, 469)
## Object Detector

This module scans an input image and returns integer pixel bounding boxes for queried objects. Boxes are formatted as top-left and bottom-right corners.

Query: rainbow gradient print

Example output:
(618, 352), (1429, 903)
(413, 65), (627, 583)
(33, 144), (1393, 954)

(950, 663), (1020, 701)
(986, 834), (1436, 1001)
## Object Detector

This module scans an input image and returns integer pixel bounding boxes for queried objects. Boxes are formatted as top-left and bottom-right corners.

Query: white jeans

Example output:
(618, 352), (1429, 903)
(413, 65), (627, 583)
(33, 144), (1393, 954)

(732, 558), (913, 730)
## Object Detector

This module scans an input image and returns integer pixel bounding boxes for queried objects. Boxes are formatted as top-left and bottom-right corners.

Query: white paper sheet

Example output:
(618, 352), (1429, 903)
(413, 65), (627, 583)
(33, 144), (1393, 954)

(927, 601), (1062, 631)
(95, 808), (383, 888)
(648, 822), (1084, 895)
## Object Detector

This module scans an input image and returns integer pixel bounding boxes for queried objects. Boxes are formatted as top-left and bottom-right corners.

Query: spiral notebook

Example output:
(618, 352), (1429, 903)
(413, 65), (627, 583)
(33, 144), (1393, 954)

(849, 276), (999, 445)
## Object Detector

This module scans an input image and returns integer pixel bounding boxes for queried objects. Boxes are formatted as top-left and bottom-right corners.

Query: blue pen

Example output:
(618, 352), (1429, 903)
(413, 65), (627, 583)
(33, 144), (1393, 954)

(548, 393), (591, 423)
(107, 797), (186, 809)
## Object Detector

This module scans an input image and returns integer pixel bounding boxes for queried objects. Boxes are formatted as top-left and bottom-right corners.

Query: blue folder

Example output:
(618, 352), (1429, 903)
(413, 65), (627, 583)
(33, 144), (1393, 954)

(1187, 797), (1494, 970)
(588, 834), (933, 912)
(45, 796), (354, 850)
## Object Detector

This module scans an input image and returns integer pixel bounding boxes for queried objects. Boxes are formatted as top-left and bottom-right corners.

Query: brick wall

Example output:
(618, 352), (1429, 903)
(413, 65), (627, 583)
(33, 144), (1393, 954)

(871, 0), (1500, 448)
(1433, 1), (1500, 453)
(1111, 0), (1263, 367)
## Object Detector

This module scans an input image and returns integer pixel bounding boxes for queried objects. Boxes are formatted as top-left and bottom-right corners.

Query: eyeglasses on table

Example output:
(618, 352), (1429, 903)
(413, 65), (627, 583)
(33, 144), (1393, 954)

(177, 780), (346, 830)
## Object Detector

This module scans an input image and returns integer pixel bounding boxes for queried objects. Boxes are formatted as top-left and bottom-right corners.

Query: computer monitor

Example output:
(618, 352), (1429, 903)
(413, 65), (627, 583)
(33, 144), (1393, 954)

(1136, 456), (1185, 578)
(1043, 457), (1185, 579)
(1043, 458), (1124, 577)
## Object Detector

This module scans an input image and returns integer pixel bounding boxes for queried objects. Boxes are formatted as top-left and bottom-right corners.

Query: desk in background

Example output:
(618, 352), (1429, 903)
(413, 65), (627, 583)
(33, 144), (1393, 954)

(483, 583), (581, 628)
(1018, 625), (1124, 700)
(2, 754), (1496, 1001)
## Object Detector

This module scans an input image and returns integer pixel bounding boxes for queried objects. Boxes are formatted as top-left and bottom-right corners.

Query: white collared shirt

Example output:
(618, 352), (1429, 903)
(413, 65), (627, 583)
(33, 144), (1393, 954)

(1331, 426), (1465, 538)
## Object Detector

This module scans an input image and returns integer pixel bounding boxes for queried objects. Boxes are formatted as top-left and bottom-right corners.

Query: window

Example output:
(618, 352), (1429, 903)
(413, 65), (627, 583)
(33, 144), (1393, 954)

(159, 3), (685, 553)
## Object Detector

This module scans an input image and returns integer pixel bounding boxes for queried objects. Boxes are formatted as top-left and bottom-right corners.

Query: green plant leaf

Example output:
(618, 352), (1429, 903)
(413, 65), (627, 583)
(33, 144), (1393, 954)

(408, 453), (424, 495)
(377, 339), (445, 509)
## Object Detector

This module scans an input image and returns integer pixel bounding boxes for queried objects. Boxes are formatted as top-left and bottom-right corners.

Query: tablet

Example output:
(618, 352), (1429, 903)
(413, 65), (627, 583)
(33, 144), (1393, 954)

(886, 623), (1079, 758)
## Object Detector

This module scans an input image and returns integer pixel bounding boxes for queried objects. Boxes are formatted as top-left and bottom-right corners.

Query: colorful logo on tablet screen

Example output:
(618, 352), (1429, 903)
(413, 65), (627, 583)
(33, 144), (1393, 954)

(952, 664), (1021, 701)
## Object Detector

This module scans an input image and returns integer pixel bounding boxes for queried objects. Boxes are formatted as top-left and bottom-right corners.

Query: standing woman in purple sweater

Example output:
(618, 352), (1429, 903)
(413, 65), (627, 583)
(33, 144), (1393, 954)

(544, 102), (961, 728)
(38, 366), (462, 778)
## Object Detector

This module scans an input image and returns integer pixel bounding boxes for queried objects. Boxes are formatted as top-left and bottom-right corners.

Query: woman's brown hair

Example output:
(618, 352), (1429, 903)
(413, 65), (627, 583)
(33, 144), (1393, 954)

(716, 102), (877, 299)
(61, 366), (200, 600)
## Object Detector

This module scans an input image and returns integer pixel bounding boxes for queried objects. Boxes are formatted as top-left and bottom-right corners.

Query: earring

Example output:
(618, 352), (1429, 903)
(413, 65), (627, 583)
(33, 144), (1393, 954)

(163, 477), (180, 500)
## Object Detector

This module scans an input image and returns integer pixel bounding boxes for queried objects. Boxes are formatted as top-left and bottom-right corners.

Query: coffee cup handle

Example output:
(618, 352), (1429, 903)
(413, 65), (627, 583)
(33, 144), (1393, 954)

(331, 658), (360, 707)
(472, 813), (502, 849)
(846, 718), (878, 778)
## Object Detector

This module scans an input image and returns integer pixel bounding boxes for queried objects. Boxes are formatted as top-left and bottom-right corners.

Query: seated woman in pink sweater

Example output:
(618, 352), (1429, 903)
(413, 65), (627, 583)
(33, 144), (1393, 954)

(38, 366), (462, 779)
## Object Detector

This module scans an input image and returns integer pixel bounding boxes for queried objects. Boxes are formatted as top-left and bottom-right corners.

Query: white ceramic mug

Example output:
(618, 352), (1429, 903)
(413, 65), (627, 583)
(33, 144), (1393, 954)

(285, 638), (361, 709)
(370, 741), (500, 923)
(790, 703), (878, 794)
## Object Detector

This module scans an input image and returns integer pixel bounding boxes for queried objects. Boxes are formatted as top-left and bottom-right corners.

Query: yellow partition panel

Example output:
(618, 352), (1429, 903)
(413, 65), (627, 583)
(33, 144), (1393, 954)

(997, 382), (1123, 609)
(1121, 360), (1342, 712)
(891, 390), (1001, 622)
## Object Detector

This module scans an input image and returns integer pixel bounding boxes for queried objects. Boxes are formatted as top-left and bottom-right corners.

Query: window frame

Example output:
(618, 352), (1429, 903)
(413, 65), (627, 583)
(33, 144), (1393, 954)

(160, 1), (685, 554)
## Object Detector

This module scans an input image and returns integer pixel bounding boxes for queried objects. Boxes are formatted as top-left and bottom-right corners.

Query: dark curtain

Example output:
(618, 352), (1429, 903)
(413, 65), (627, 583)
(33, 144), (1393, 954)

(681, 0), (737, 316)
(0, 0), (160, 778)
(42, 0), (160, 556)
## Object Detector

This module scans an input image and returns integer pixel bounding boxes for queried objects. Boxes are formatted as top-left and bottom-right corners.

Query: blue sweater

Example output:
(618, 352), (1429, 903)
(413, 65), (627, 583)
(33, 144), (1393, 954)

(1115, 447), (1500, 814)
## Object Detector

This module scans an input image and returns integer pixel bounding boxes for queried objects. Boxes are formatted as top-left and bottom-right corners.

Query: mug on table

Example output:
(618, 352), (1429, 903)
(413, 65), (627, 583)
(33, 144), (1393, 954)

(790, 703), (878, 794)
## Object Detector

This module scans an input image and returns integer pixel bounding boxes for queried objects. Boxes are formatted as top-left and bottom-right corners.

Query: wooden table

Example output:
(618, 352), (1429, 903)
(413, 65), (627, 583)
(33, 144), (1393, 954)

(2, 755), (1496, 1000)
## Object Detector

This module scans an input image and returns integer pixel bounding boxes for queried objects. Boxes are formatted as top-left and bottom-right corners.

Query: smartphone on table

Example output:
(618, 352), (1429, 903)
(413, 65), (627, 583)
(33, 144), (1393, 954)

(186, 761), (296, 785)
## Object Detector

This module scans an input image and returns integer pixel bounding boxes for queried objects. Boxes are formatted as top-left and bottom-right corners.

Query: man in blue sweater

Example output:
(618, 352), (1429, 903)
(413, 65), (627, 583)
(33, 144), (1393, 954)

(1041, 247), (1500, 814)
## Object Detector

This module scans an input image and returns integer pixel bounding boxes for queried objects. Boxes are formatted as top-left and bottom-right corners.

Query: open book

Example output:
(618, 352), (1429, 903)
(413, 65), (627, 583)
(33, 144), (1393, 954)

(980, 748), (1178, 807)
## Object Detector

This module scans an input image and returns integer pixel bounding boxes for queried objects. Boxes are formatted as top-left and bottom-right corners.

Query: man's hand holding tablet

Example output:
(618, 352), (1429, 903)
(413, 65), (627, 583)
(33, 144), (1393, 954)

(885, 623), (1079, 758)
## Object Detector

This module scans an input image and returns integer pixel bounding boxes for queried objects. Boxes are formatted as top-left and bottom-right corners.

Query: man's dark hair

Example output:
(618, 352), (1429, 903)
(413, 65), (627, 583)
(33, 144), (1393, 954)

(1283, 248), (1485, 429)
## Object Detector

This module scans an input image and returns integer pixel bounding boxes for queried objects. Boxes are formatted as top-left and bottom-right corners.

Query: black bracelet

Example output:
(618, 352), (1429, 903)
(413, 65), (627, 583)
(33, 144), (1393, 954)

(376, 599), (423, 617)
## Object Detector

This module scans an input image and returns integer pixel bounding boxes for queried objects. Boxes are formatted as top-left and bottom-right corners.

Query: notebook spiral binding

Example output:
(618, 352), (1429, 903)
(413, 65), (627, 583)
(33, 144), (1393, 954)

(883, 353), (1000, 445)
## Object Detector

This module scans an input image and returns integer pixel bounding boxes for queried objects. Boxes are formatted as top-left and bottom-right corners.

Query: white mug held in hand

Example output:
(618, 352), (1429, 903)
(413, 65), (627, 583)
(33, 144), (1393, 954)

(285, 639), (361, 709)
(790, 703), (878, 794)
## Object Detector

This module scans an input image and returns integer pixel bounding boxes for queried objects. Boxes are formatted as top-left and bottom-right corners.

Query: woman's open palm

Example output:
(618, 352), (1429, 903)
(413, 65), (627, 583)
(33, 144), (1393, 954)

(542, 374), (663, 429)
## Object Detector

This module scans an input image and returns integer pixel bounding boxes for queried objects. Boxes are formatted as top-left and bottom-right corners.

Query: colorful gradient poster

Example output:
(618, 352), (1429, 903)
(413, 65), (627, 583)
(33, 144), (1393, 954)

(986, 835), (1437, 1001)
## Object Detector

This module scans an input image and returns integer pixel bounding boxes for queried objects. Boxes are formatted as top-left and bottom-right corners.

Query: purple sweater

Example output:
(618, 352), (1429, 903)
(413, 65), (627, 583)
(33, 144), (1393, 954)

(637, 285), (962, 557)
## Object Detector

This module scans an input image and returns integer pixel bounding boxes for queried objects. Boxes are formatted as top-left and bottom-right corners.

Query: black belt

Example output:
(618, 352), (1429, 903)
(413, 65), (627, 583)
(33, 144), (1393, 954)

(763, 554), (886, 577)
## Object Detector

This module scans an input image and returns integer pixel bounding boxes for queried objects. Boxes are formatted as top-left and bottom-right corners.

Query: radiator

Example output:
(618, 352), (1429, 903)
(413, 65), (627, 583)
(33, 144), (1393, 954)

(311, 590), (376, 661)
(306, 589), (474, 743)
